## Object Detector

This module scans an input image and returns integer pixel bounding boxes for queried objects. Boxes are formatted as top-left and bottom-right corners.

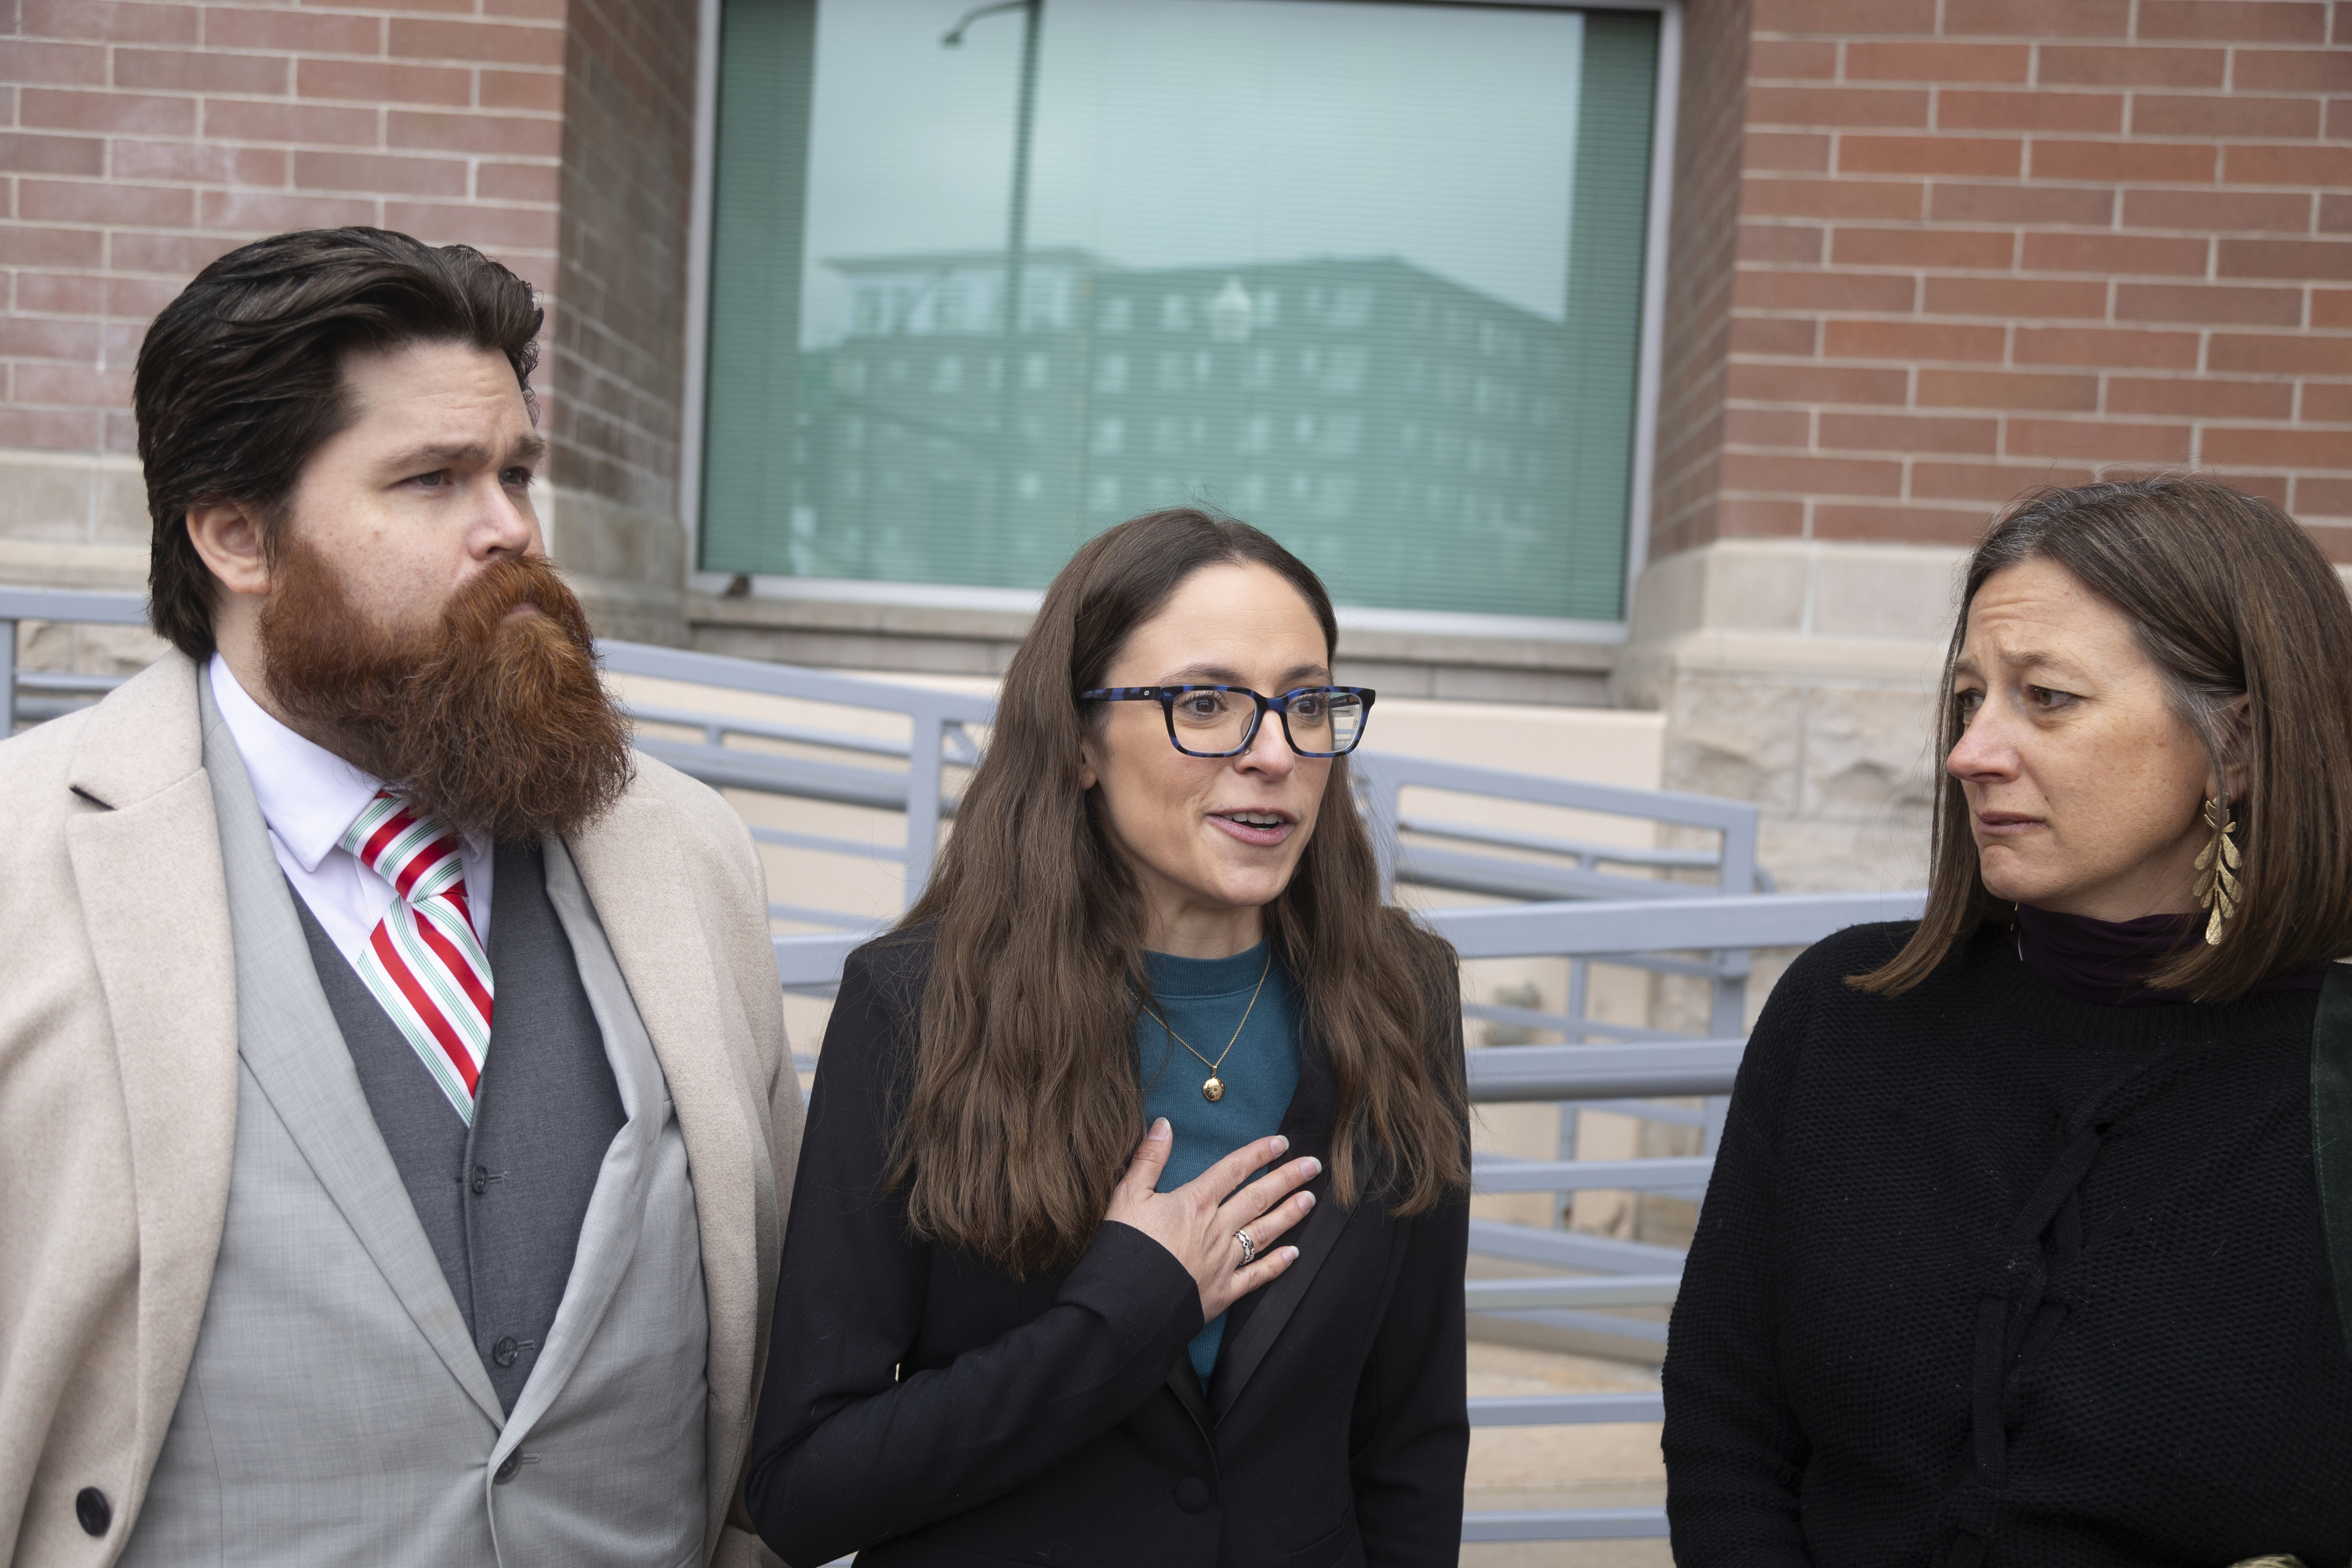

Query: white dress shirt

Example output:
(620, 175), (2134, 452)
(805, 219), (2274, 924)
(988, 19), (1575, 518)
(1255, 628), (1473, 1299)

(208, 655), (493, 970)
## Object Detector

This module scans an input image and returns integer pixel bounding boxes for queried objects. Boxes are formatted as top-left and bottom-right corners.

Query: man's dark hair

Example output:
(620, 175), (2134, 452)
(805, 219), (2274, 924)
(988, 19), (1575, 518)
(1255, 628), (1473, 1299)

(135, 227), (544, 661)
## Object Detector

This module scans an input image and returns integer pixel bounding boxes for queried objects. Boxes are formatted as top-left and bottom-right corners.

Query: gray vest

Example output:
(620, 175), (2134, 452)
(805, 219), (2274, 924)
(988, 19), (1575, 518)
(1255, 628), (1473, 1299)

(122, 683), (711, 1568)
(296, 840), (626, 1415)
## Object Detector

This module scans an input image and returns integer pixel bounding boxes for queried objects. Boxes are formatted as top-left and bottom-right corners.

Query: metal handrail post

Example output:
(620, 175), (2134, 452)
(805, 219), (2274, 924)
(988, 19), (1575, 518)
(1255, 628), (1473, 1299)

(1702, 753), (1762, 1151)
(0, 586), (159, 735)
(1352, 754), (1402, 899)
(902, 707), (945, 908)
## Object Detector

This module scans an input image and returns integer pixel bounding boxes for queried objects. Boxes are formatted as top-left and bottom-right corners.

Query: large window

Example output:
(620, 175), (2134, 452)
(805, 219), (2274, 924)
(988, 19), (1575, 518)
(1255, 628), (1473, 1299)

(700, 0), (1660, 622)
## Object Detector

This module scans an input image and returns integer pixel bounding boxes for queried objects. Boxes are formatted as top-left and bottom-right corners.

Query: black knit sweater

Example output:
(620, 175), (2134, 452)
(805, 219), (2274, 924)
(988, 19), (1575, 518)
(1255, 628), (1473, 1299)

(1663, 921), (2352, 1566)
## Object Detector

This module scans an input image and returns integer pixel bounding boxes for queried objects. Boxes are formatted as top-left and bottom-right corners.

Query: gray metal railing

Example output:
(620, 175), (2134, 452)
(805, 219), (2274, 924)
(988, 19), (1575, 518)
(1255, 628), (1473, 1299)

(0, 586), (155, 728)
(564, 639), (996, 920)
(4, 586), (1927, 1543)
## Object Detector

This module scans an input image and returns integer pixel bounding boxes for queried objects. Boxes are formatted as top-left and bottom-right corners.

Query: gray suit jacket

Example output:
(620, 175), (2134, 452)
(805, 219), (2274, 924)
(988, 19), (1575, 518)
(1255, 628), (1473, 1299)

(0, 652), (801, 1567)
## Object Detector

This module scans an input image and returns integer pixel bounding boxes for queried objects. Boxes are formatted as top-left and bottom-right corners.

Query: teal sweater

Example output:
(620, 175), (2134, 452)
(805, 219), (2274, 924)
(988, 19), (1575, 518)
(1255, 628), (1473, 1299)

(1134, 942), (1303, 1387)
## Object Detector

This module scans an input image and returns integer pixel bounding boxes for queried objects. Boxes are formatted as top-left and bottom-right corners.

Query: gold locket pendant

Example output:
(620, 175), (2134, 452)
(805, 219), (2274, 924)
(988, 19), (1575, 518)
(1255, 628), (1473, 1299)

(1139, 950), (1271, 1110)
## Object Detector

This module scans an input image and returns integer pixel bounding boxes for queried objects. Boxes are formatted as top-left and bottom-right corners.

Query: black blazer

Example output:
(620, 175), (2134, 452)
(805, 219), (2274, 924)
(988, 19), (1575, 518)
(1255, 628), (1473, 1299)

(743, 928), (1470, 1568)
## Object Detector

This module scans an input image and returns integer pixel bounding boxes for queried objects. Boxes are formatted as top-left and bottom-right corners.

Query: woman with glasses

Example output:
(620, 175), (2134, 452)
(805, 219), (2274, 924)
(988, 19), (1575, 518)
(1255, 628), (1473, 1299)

(745, 510), (1471, 1568)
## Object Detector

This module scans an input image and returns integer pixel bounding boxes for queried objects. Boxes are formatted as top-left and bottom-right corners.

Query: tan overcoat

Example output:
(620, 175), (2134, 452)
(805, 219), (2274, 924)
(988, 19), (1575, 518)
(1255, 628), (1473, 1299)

(0, 652), (800, 1566)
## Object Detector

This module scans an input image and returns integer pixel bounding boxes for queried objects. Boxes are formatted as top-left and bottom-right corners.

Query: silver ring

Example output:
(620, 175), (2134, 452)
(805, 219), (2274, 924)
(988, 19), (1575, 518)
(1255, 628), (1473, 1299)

(1233, 1229), (1257, 1267)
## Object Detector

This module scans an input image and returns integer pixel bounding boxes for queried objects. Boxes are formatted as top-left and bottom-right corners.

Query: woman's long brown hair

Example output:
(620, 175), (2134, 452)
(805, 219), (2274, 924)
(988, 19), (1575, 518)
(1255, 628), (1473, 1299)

(889, 510), (1468, 1276)
(1854, 476), (2352, 1000)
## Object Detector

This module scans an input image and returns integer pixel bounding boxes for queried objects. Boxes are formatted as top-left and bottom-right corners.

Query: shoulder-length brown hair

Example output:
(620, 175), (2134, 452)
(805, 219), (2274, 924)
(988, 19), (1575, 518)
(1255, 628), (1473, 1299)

(891, 509), (1468, 1276)
(1856, 475), (2352, 1000)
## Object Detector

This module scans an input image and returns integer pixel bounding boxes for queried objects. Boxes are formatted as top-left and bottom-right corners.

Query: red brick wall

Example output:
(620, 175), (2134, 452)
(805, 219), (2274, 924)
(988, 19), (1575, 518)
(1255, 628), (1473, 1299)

(1674, 0), (2352, 559)
(1655, 0), (1755, 564)
(0, 0), (701, 612)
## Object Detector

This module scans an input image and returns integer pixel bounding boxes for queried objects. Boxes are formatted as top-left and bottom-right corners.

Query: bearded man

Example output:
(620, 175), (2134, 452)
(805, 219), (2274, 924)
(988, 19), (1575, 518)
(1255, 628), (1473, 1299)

(0, 229), (799, 1567)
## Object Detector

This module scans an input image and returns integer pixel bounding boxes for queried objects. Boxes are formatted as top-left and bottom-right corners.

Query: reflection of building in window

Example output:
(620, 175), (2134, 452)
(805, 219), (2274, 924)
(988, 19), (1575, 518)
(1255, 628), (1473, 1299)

(797, 249), (1570, 610)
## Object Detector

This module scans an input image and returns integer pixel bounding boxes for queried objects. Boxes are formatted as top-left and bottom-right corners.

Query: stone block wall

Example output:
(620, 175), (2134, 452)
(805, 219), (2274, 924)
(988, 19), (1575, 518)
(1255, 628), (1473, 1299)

(1621, 537), (1957, 889)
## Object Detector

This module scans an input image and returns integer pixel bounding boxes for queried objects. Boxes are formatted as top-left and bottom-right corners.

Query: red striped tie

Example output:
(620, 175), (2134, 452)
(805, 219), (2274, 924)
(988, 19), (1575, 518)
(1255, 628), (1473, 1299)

(339, 792), (495, 1123)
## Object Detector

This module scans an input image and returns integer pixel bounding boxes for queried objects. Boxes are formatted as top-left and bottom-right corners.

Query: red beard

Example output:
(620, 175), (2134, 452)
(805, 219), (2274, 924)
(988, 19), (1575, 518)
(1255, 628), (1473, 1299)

(259, 539), (634, 841)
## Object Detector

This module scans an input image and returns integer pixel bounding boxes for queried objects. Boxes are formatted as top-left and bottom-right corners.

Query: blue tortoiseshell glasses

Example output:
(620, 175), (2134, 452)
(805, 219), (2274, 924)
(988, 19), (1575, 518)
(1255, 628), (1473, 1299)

(1078, 685), (1376, 758)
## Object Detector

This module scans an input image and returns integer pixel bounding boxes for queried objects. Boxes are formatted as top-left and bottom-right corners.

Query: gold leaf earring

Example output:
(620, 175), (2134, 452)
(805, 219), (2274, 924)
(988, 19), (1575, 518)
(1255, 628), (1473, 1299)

(2194, 795), (2241, 946)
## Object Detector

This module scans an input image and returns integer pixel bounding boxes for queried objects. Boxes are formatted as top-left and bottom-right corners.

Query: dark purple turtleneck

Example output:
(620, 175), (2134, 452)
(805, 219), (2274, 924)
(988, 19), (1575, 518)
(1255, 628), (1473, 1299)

(2013, 902), (2325, 1007)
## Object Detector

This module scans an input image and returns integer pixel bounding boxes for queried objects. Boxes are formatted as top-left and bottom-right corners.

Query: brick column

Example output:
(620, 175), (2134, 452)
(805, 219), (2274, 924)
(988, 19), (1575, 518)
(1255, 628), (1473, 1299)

(1624, 0), (2352, 891)
(541, 0), (695, 644)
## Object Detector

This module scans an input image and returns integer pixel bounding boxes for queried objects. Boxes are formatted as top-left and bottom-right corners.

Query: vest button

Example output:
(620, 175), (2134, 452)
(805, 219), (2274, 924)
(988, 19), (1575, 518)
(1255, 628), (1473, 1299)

(74, 1487), (111, 1536)
(1171, 1476), (1212, 1514)
(492, 1335), (519, 1367)
(494, 1453), (521, 1485)
(470, 1172), (488, 1196)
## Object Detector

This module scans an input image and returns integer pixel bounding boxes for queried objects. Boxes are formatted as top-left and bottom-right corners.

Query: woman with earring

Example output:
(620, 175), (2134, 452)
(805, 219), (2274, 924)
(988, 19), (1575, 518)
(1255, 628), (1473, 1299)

(744, 510), (1471, 1568)
(1663, 477), (2352, 1566)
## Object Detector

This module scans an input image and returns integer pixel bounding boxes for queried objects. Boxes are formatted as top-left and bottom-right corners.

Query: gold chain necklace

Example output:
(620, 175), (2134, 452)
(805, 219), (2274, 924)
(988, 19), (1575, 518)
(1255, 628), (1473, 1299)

(1138, 949), (1273, 1103)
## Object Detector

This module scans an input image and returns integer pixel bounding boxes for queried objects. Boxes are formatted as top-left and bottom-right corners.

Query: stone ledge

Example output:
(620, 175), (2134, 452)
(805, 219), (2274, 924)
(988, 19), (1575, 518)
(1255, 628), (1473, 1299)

(1621, 628), (1947, 693)
(689, 590), (1035, 644)
(0, 449), (150, 550)
(1631, 536), (1970, 645)
(1334, 620), (1618, 675)
(0, 538), (149, 593)
(688, 589), (1627, 702)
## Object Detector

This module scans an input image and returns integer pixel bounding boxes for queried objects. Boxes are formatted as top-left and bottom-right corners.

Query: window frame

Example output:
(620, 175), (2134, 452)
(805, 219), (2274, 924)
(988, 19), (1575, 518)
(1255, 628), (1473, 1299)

(678, 0), (1682, 644)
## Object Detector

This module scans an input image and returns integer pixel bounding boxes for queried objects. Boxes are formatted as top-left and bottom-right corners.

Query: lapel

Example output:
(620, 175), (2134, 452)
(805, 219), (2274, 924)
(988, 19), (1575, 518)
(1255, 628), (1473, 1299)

(194, 674), (505, 1427)
(63, 655), (244, 1494)
(1207, 1022), (1352, 1425)
(495, 835), (668, 1450)
(1163, 1353), (1212, 1439)
(566, 784), (768, 1542)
